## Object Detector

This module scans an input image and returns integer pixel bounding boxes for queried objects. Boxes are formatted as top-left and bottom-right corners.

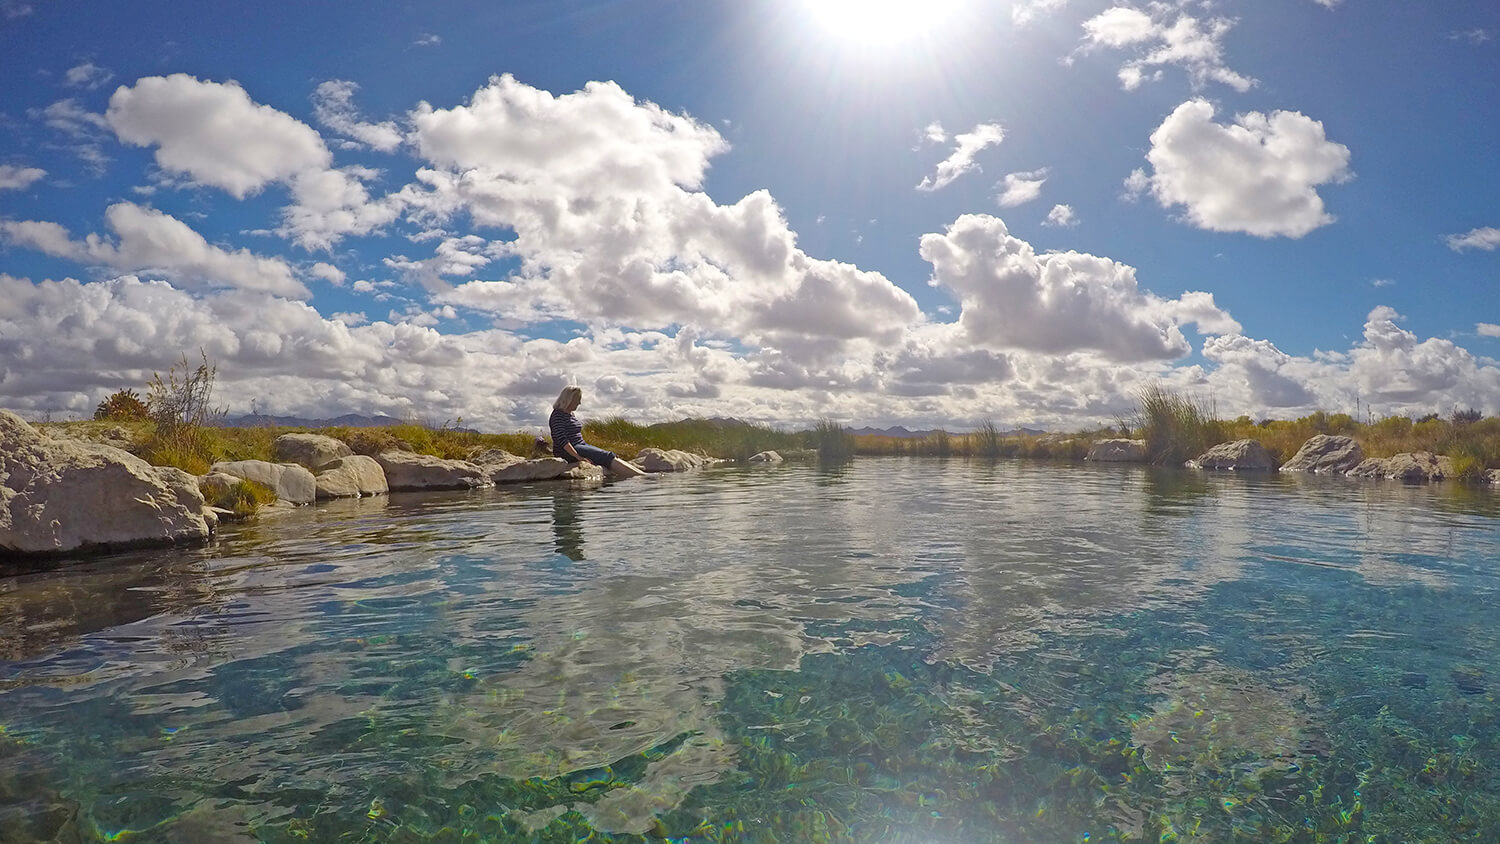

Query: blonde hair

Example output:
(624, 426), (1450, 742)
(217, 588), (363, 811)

(553, 385), (582, 412)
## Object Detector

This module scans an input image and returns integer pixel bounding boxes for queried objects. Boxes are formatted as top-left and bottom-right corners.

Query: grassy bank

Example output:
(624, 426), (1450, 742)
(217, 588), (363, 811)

(38, 416), (810, 475)
(41, 400), (1500, 481)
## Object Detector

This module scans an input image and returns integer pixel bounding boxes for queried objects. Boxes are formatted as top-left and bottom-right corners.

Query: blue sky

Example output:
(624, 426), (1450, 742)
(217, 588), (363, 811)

(1, 0), (1497, 431)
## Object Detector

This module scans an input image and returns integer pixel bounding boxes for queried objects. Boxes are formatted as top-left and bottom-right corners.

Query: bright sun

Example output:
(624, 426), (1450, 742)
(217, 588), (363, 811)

(806, 0), (960, 44)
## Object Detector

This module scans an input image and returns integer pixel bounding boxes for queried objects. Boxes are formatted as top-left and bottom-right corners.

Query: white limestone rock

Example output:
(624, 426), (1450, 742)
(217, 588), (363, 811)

(635, 448), (713, 472)
(1187, 439), (1278, 471)
(374, 451), (490, 491)
(1347, 452), (1453, 483)
(748, 450), (784, 463)
(1085, 439), (1148, 463)
(1279, 435), (1365, 474)
(0, 410), (212, 555)
(211, 460), (317, 505)
(272, 433), (353, 470)
(314, 455), (389, 499)
(491, 457), (581, 484)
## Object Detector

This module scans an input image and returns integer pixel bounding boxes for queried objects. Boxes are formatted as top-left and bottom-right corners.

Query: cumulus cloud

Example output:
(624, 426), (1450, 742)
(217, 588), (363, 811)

(0, 164), (45, 190)
(1078, 5), (1254, 92)
(1347, 306), (1498, 406)
(1447, 227), (1500, 251)
(917, 123), (1005, 191)
(1477, 323), (1500, 338)
(0, 203), (308, 298)
(1140, 99), (1352, 238)
(1044, 204), (1078, 227)
(63, 61), (113, 89)
(996, 169), (1047, 207)
(107, 74), (332, 198)
(104, 74), (407, 249)
(920, 214), (1238, 362)
(310, 262), (346, 285)
(413, 33), (442, 47)
(312, 80), (403, 152)
(1201, 334), (1314, 408)
(411, 75), (919, 352)
(1012, 0), (1068, 25)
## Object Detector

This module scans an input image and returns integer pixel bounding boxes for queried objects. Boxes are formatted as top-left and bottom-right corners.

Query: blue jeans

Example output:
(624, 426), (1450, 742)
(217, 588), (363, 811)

(558, 442), (615, 468)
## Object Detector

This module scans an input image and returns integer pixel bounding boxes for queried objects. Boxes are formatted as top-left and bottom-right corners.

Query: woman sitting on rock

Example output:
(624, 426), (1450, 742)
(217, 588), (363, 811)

(549, 386), (647, 478)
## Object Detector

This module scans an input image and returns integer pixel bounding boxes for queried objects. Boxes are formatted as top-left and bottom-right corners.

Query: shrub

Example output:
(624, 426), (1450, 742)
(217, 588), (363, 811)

(202, 478), (277, 517)
(143, 351), (224, 473)
(94, 389), (149, 421)
(975, 420), (1002, 458)
(1452, 407), (1483, 426)
(1134, 385), (1223, 466)
(811, 419), (855, 462)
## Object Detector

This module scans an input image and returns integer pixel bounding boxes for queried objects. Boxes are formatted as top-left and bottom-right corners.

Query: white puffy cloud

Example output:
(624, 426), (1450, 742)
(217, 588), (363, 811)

(311, 80), (403, 152)
(1082, 6), (1155, 47)
(107, 74), (332, 198)
(1141, 99), (1352, 238)
(1043, 203), (1078, 227)
(310, 262), (346, 285)
(0, 203), (307, 298)
(919, 214), (1238, 362)
(0, 164), (44, 190)
(63, 61), (113, 89)
(103, 74), (405, 249)
(412, 74), (726, 191)
(1201, 334), (1315, 408)
(410, 76), (919, 350)
(996, 169), (1047, 207)
(1348, 306), (1491, 404)
(1447, 227), (1500, 251)
(1477, 323), (1500, 338)
(917, 123), (1005, 191)
(1012, 0), (1068, 25)
(1078, 6), (1254, 92)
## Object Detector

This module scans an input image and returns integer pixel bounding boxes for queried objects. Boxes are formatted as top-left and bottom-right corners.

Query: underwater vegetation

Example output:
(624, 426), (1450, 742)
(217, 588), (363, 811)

(6, 563), (1499, 842)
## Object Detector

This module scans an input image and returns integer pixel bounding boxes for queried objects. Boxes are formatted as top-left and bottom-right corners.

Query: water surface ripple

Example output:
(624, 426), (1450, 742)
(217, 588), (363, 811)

(3, 459), (1500, 841)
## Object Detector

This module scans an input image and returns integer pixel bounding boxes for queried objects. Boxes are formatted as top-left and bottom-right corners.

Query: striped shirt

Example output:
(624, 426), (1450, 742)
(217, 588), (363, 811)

(549, 408), (583, 457)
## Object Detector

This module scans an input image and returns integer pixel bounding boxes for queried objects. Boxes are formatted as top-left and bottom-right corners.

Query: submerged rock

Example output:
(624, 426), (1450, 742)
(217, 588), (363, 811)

(636, 448), (713, 472)
(212, 459), (317, 505)
(314, 455), (388, 499)
(272, 433), (352, 470)
(1084, 439), (1148, 463)
(374, 451), (490, 491)
(1280, 435), (1365, 474)
(1347, 452), (1452, 483)
(1187, 439), (1278, 471)
(0, 410), (213, 555)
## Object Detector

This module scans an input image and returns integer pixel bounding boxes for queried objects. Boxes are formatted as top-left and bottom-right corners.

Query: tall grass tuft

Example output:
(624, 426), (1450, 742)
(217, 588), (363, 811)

(974, 420), (1003, 458)
(1135, 385), (1223, 466)
(142, 351), (225, 474)
(811, 419), (856, 462)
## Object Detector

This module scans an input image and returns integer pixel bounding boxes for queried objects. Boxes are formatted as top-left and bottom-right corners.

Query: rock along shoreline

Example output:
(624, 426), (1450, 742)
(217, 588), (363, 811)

(2, 410), (783, 561)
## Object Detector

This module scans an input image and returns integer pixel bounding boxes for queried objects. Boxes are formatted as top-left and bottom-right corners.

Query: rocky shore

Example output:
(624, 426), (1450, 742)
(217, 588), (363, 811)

(5, 401), (1495, 561)
(1088, 432), (1500, 486)
(1, 410), (764, 558)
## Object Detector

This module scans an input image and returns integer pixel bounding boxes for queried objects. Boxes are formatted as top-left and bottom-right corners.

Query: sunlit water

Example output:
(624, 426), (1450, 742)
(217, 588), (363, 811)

(4, 458), (1500, 842)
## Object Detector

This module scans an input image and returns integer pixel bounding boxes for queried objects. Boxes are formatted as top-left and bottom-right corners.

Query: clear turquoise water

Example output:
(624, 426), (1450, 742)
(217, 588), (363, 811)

(4, 458), (1500, 842)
